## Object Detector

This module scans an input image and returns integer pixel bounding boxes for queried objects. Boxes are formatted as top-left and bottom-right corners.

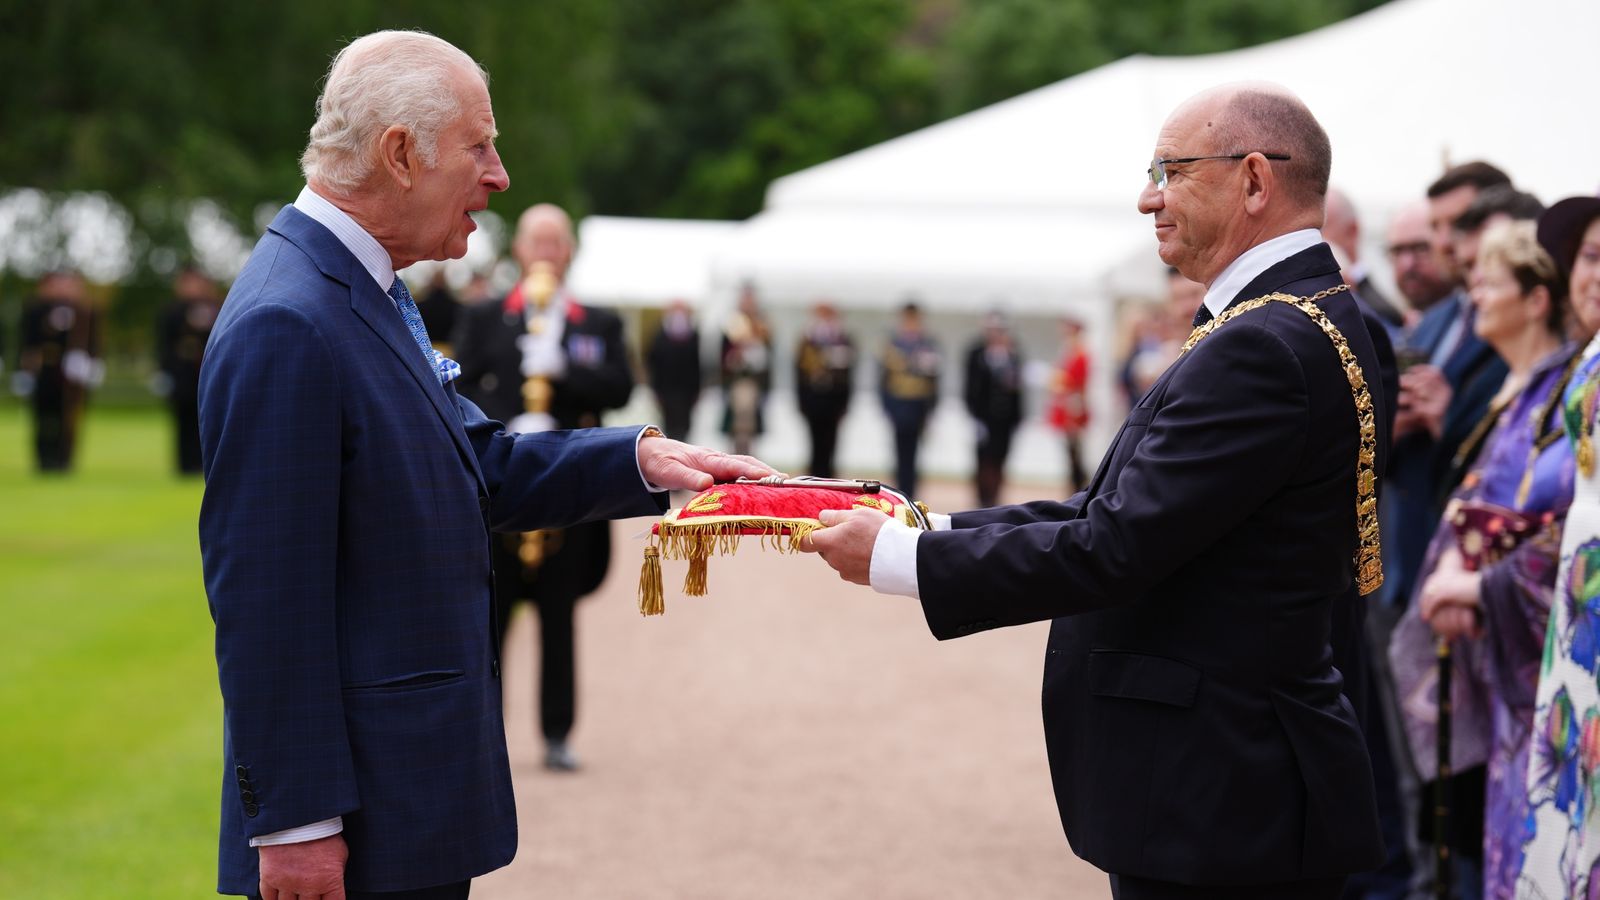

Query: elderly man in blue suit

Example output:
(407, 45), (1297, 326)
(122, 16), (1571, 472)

(198, 30), (771, 900)
(806, 83), (1396, 898)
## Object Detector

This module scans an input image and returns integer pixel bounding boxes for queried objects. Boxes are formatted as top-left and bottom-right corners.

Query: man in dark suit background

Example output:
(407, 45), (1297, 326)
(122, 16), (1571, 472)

(807, 83), (1394, 898)
(154, 265), (220, 475)
(453, 202), (635, 772)
(198, 31), (771, 900)
(645, 298), (703, 441)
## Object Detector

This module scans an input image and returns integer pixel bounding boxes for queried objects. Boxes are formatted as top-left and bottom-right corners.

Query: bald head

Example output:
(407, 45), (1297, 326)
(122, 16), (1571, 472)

(512, 203), (575, 280)
(1202, 84), (1332, 212)
(1140, 84), (1332, 284)
(1386, 198), (1451, 309)
(1323, 187), (1360, 261)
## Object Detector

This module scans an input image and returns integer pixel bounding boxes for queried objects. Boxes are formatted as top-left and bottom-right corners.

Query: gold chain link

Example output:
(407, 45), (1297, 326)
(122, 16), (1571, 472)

(1177, 284), (1383, 596)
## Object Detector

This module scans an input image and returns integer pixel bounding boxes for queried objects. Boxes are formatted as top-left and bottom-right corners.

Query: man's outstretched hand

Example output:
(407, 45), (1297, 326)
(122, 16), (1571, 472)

(637, 432), (778, 492)
(799, 507), (891, 585)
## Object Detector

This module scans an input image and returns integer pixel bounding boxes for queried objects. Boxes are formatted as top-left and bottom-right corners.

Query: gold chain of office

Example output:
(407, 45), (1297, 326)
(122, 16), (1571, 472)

(1178, 283), (1383, 597)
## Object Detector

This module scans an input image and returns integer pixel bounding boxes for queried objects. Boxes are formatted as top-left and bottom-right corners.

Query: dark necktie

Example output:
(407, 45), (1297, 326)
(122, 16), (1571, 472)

(1192, 304), (1214, 328)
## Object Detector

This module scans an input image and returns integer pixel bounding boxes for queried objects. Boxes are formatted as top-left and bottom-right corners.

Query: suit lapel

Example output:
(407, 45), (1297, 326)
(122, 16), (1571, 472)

(347, 264), (486, 489)
(268, 207), (487, 491)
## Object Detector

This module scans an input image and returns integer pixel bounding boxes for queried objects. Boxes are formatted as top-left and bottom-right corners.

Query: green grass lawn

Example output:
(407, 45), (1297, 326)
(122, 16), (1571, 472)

(0, 403), (221, 897)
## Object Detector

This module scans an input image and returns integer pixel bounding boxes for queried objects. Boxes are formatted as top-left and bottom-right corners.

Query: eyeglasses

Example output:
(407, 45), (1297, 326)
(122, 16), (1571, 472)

(1146, 153), (1291, 190)
(1387, 241), (1432, 260)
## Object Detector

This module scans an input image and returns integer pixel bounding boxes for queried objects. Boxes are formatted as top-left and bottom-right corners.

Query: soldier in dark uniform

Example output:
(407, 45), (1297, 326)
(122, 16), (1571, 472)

(452, 204), (633, 771)
(879, 301), (941, 498)
(645, 298), (703, 441)
(795, 301), (856, 478)
(18, 271), (100, 472)
(155, 266), (221, 474)
(963, 311), (1024, 507)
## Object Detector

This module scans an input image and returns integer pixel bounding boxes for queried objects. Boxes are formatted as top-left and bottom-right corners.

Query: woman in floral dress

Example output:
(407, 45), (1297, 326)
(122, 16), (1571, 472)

(1519, 196), (1600, 899)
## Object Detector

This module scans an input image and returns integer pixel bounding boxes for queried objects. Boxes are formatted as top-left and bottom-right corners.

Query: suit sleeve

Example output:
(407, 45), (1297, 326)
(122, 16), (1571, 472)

(455, 393), (667, 531)
(918, 322), (1310, 639)
(198, 302), (359, 838)
(949, 494), (1088, 529)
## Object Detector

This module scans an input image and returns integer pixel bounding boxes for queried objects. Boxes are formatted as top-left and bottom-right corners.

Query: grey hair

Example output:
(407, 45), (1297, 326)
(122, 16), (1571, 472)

(300, 30), (487, 192)
(1210, 89), (1332, 209)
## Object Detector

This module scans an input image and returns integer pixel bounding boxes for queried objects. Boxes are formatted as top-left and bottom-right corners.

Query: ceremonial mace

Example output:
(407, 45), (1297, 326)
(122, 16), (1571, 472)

(1435, 635), (1453, 900)
(518, 260), (559, 568)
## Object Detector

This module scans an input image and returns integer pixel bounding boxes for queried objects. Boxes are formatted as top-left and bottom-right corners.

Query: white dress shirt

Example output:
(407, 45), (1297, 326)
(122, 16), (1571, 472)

(868, 229), (1329, 601)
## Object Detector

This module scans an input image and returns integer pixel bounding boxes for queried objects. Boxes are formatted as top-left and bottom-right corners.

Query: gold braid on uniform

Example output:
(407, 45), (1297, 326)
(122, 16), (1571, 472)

(1178, 284), (1383, 596)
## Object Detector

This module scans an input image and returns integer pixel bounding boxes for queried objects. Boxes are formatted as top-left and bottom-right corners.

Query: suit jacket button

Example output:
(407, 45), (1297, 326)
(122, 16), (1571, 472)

(235, 765), (248, 776)
(240, 790), (255, 803)
(478, 495), (490, 514)
(237, 777), (251, 789)
(243, 803), (259, 817)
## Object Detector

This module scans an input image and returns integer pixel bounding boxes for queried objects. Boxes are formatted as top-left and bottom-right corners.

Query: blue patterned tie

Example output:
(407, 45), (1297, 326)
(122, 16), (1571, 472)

(388, 278), (458, 384)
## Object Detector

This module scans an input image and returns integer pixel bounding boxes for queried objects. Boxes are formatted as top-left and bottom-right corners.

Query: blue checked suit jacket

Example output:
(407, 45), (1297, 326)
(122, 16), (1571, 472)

(198, 206), (666, 895)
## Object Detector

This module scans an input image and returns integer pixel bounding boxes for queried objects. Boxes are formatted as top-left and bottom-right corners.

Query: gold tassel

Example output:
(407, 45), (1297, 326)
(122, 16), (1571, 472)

(684, 552), (710, 596)
(638, 545), (664, 616)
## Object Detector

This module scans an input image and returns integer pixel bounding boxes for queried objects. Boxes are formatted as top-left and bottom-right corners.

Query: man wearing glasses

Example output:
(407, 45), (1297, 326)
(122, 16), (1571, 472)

(807, 83), (1395, 898)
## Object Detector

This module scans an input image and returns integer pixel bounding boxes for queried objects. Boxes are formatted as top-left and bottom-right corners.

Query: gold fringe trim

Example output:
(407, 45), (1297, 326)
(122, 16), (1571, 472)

(1180, 283), (1383, 596)
(637, 519), (826, 613)
(684, 554), (709, 595)
(656, 519), (821, 559)
(638, 545), (664, 616)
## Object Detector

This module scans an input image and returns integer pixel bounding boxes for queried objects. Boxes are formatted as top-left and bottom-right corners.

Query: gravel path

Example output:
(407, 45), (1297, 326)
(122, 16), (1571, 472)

(477, 481), (1110, 899)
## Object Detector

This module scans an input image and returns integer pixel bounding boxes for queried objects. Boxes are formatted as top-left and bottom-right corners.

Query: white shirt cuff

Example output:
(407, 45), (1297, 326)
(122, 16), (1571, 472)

(927, 512), (952, 531)
(635, 425), (668, 493)
(249, 816), (343, 847)
(869, 517), (924, 599)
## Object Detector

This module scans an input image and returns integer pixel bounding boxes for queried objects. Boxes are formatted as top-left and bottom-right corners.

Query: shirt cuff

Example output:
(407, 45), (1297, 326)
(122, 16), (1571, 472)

(928, 512), (952, 531)
(869, 517), (923, 599)
(249, 816), (343, 847)
(635, 425), (668, 493)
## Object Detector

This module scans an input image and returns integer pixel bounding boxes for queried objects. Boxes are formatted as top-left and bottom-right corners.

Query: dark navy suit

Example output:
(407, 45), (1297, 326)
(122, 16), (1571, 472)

(198, 206), (665, 895)
(917, 244), (1390, 888)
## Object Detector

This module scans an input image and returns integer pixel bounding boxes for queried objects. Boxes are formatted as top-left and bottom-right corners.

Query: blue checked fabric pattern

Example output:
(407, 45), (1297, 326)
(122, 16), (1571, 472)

(388, 278), (461, 384)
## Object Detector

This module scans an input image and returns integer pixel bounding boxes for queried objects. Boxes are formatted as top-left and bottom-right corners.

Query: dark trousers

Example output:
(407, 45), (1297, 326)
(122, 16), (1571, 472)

(1110, 874), (1343, 899)
(495, 589), (576, 743)
(805, 414), (842, 478)
(534, 592), (576, 743)
(1065, 432), (1089, 493)
(656, 391), (696, 442)
(32, 385), (76, 471)
(172, 393), (203, 474)
(891, 418), (925, 498)
(253, 881), (469, 900)
(974, 426), (1014, 508)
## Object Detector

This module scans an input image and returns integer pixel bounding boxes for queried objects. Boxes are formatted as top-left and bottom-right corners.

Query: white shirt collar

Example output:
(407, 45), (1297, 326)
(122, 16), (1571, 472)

(1202, 229), (1324, 318)
(294, 185), (396, 293)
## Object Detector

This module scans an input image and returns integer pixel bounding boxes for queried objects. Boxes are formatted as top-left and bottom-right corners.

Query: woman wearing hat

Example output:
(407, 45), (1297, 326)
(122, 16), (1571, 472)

(1517, 195), (1600, 897)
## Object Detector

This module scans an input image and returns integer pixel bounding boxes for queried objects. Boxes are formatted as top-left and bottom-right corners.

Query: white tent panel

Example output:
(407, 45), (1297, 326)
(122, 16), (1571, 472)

(710, 208), (1149, 312)
(566, 215), (740, 307)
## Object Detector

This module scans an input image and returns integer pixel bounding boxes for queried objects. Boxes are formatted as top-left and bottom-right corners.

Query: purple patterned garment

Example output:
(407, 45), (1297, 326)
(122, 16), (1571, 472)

(1390, 345), (1578, 900)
